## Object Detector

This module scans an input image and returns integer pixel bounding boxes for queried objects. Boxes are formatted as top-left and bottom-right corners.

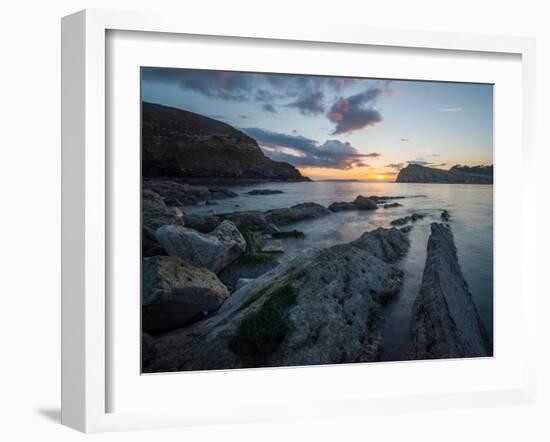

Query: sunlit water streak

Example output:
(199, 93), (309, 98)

(186, 181), (494, 360)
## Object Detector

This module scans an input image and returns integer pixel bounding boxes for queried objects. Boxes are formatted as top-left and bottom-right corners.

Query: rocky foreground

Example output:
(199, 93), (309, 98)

(141, 184), (492, 371)
(144, 227), (410, 371)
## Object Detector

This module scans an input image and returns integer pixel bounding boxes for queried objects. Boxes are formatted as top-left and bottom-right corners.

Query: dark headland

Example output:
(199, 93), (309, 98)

(396, 164), (493, 184)
(142, 102), (309, 182)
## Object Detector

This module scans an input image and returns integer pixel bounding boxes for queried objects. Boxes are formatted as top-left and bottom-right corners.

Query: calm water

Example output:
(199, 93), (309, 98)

(187, 181), (494, 361)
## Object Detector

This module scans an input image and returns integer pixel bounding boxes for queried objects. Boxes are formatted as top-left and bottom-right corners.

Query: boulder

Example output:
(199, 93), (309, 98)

(408, 223), (492, 359)
(328, 201), (357, 212)
(183, 213), (221, 233)
(328, 196), (378, 212)
(142, 189), (184, 231)
(144, 228), (406, 372)
(219, 211), (270, 231)
(155, 221), (246, 273)
(354, 195), (378, 210)
(441, 209), (451, 221)
(266, 202), (331, 225)
(142, 256), (230, 333)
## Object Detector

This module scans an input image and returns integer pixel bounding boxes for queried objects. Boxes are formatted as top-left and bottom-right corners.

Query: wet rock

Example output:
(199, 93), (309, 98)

(390, 216), (410, 226)
(266, 202), (331, 225)
(155, 220), (246, 273)
(399, 225), (413, 234)
(352, 227), (410, 263)
(142, 256), (230, 333)
(328, 196), (377, 212)
(408, 223), (492, 359)
(183, 213), (220, 233)
(441, 209), (451, 221)
(142, 333), (157, 365)
(383, 202), (402, 209)
(143, 180), (237, 207)
(142, 226), (166, 257)
(390, 213), (425, 226)
(145, 228), (405, 372)
(247, 189), (284, 195)
(328, 201), (357, 212)
(272, 230), (305, 239)
(236, 278), (254, 290)
(261, 240), (284, 253)
(219, 211), (270, 231)
(354, 195), (378, 210)
(219, 255), (280, 292)
(142, 189), (184, 231)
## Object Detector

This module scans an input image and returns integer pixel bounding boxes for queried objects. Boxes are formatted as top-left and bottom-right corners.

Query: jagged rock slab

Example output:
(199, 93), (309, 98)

(408, 223), (492, 359)
(142, 256), (229, 333)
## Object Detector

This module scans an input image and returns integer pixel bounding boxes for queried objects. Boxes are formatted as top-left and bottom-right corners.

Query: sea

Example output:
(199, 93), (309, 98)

(186, 181), (494, 361)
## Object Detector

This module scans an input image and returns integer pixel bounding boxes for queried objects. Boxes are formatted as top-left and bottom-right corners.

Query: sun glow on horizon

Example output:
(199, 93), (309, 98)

(298, 167), (397, 182)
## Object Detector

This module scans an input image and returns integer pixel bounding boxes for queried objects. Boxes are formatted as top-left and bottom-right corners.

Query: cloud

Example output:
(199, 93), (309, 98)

(364, 152), (381, 158)
(326, 88), (384, 134)
(400, 138), (409, 142)
(437, 107), (463, 112)
(242, 127), (376, 169)
(262, 103), (277, 113)
(286, 92), (325, 116)
(142, 68), (356, 113)
(407, 160), (430, 166)
(386, 163), (406, 170)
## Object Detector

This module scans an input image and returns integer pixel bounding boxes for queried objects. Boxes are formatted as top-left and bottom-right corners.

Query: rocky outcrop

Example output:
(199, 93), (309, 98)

(143, 179), (237, 206)
(142, 102), (308, 181)
(142, 189), (184, 231)
(390, 213), (425, 226)
(155, 220), (246, 273)
(266, 202), (331, 225)
(408, 223), (492, 359)
(383, 202), (402, 209)
(396, 164), (493, 184)
(142, 256), (230, 333)
(352, 227), (410, 264)
(329, 195), (378, 212)
(143, 227), (410, 372)
(247, 189), (284, 195)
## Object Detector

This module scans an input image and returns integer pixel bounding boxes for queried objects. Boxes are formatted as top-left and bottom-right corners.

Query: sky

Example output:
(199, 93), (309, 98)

(142, 68), (493, 181)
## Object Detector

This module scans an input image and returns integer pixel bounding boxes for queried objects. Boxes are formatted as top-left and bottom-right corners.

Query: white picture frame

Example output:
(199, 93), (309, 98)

(61, 9), (537, 433)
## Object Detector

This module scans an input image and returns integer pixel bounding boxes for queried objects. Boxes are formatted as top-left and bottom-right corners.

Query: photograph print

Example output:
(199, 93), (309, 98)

(141, 67), (493, 373)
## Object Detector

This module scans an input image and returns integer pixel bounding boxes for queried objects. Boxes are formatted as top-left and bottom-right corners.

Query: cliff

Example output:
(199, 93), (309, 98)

(396, 164), (493, 184)
(142, 102), (308, 181)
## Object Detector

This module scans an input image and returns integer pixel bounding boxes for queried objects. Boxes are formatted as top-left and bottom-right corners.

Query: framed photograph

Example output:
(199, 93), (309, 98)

(61, 9), (537, 432)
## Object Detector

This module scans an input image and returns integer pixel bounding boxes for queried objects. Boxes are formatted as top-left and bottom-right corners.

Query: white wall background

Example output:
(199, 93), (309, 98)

(0, 1), (547, 440)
